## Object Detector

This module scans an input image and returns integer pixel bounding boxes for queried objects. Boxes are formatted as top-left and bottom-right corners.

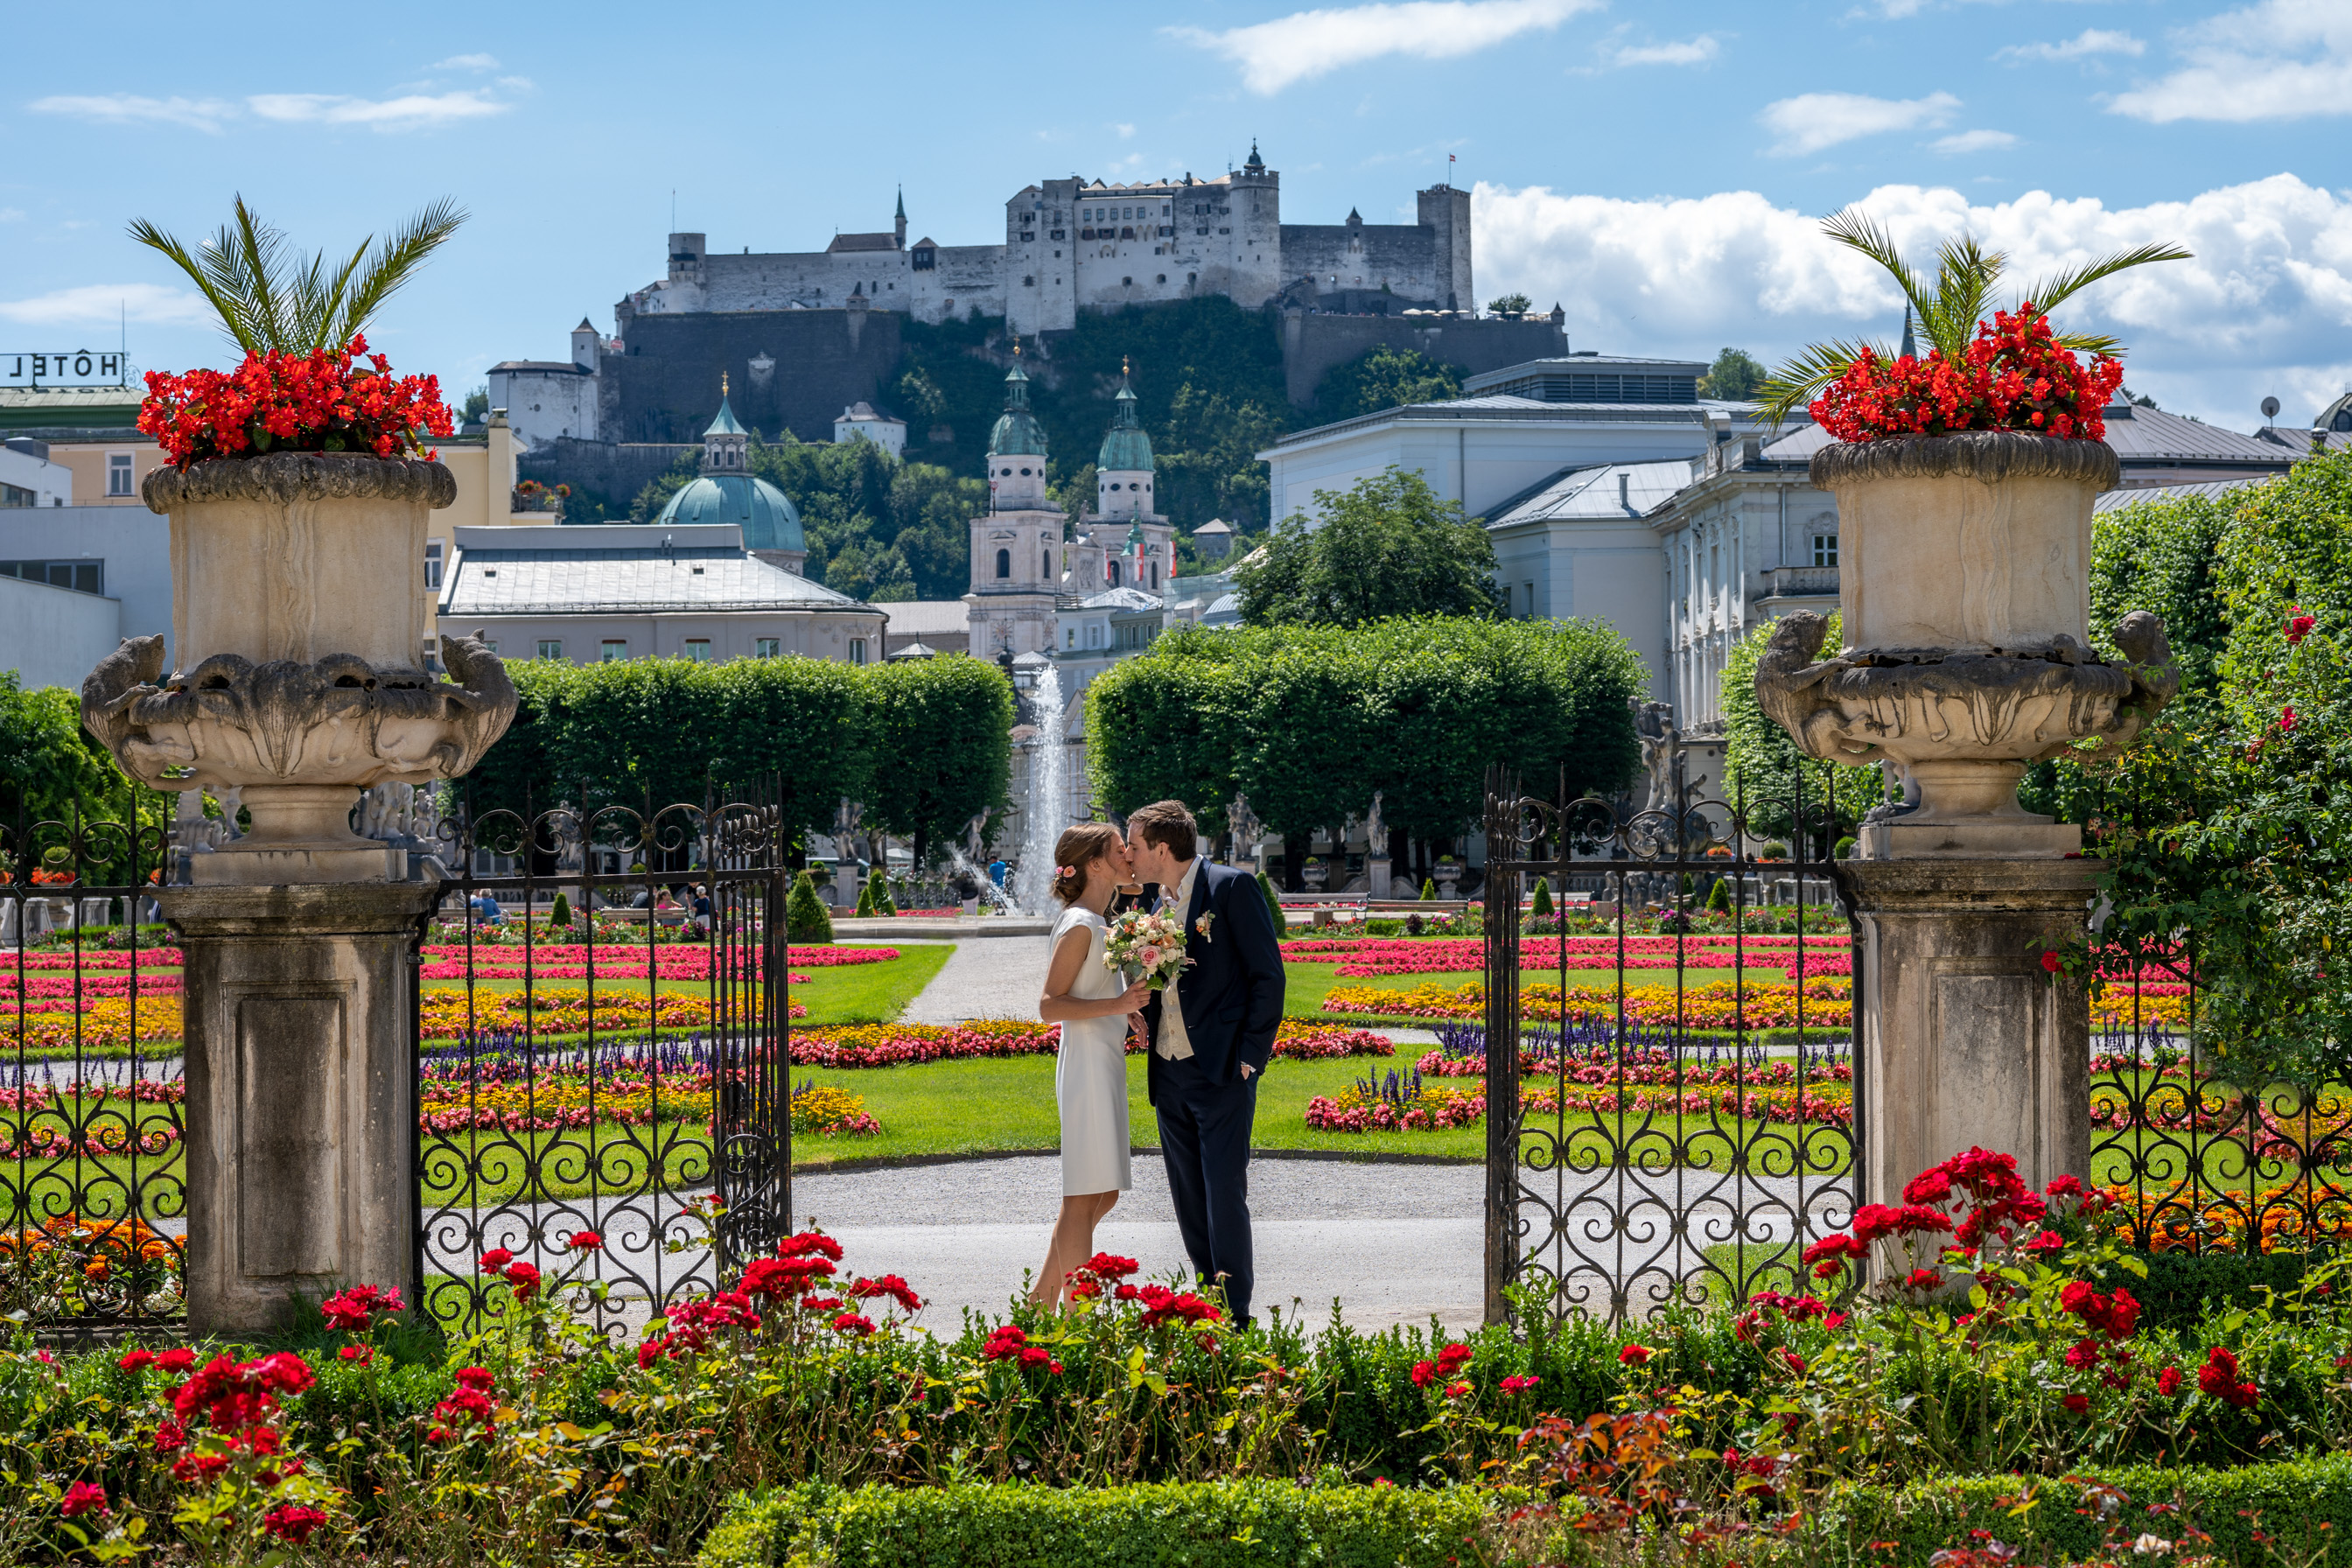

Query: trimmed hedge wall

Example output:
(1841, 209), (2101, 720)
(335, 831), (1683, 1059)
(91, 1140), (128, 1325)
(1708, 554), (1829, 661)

(1830, 1452), (2352, 1568)
(696, 1480), (1494, 1568)
(2098, 1247), (2327, 1333)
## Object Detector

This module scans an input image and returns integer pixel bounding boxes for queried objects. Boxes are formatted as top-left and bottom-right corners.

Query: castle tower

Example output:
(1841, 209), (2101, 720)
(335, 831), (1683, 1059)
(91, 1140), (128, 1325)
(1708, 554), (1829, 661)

(1416, 182), (1472, 313)
(1081, 359), (1174, 596)
(965, 346), (1062, 658)
(894, 186), (907, 250)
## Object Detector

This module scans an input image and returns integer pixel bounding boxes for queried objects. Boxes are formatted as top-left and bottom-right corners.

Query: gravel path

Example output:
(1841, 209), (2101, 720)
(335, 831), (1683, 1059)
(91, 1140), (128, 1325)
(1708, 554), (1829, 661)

(900, 935), (1050, 1024)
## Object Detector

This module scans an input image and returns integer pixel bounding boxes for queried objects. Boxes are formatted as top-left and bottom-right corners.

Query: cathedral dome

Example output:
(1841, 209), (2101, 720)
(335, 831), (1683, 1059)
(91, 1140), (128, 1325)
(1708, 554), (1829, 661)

(654, 472), (804, 555)
(987, 360), (1047, 458)
(1097, 368), (1152, 472)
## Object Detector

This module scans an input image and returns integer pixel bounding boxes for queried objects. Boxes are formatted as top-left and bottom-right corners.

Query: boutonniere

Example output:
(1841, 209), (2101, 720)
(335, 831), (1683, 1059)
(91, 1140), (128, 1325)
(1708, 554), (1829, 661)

(1194, 910), (1215, 944)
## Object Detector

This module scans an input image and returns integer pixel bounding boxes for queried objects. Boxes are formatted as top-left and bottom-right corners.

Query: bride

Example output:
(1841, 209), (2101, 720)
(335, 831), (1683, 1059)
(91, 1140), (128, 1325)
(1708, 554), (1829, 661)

(1030, 822), (1152, 1308)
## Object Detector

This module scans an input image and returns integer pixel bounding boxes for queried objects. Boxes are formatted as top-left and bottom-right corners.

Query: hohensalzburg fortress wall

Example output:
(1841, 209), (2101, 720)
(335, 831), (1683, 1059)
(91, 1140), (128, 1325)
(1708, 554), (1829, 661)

(626, 149), (1472, 340)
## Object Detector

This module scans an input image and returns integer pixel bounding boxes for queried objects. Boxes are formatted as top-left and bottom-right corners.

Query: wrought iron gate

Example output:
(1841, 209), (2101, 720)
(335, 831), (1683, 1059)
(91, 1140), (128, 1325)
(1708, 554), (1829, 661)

(413, 781), (792, 1338)
(1480, 766), (1860, 1325)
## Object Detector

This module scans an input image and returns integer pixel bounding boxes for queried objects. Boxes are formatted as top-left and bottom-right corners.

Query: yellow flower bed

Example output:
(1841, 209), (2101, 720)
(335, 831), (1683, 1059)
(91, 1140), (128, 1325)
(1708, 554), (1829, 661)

(1323, 977), (1853, 1030)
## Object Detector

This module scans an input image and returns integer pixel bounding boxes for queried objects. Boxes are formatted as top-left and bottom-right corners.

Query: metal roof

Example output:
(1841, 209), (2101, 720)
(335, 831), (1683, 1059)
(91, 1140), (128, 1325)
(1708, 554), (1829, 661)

(879, 600), (974, 636)
(2099, 404), (2294, 465)
(2093, 477), (2279, 513)
(1486, 459), (1698, 528)
(490, 360), (590, 375)
(826, 233), (899, 253)
(440, 525), (861, 615)
(1270, 396), (1749, 450)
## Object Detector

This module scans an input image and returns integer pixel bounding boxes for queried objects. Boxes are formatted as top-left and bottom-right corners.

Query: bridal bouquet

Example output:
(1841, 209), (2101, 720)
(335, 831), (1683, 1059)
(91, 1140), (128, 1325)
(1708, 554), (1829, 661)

(1103, 907), (1189, 991)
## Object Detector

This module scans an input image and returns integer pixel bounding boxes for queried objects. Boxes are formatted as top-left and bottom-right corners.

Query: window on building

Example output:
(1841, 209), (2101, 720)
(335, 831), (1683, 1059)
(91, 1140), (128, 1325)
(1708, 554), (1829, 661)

(1042, 550), (1053, 580)
(994, 548), (1011, 579)
(424, 540), (444, 590)
(1087, 624), (1102, 648)
(480, 640), (500, 655)
(0, 559), (102, 594)
(1524, 582), (1536, 617)
(684, 639), (712, 662)
(106, 452), (135, 497)
(1108, 560), (1121, 587)
(1066, 627), (1076, 648)
(536, 639), (563, 661)
(850, 638), (867, 665)
(756, 637), (780, 658)
(2, 482), (36, 508)
(600, 640), (627, 662)
(422, 640), (441, 674)
(1812, 533), (1839, 568)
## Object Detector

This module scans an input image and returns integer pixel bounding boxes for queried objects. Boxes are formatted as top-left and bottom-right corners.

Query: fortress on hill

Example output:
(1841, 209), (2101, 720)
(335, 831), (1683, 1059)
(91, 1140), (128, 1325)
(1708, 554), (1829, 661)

(629, 144), (1473, 337)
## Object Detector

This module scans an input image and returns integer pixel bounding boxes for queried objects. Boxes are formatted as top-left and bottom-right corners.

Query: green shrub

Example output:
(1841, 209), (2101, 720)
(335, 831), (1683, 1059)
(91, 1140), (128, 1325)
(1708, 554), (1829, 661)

(1257, 869), (1286, 933)
(1834, 834), (1858, 859)
(697, 1480), (1494, 1568)
(549, 891), (571, 928)
(1705, 876), (1732, 913)
(787, 871), (834, 942)
(1365, 917), (1404, 935)
(1825, 1451), (2352, 1568)
(1530, 878), (1553, 918)
(864, 867), (896, 917)
(2098, 1247), (2331, 1333)
(1419, 877), (1436, 900)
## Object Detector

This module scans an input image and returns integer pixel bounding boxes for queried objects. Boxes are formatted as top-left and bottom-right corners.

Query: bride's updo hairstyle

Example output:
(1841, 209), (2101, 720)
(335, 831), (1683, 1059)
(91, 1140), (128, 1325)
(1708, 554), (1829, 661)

(1050, 822), (1125, 906)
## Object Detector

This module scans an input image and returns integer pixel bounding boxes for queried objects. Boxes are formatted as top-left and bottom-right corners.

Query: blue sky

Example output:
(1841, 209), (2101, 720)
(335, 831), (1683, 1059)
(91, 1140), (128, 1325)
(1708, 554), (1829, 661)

(3, 0), (2347, 428)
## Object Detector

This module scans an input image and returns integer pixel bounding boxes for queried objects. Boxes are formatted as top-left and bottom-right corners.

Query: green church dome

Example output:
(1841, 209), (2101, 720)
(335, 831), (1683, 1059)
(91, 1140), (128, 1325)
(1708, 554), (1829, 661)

(1096, 369), (1152, 472)
(654, 472), (804, 555)
(987, 359), (1047, 458)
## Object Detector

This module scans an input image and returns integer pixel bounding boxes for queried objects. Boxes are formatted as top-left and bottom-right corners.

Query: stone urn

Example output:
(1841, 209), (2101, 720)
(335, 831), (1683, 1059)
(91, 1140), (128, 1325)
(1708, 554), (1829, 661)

(80, 452), (516, 884)
(1754, 432), (2178, 858)
(1300, 856), (1328, 892)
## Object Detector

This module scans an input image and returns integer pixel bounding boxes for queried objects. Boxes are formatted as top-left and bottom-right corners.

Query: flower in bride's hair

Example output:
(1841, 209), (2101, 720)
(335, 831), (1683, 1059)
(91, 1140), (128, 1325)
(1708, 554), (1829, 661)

(1056, 864), (1076, 877)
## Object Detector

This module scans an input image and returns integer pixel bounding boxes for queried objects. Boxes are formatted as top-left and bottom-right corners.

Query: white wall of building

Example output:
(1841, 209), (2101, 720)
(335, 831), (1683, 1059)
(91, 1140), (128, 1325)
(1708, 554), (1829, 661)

(0, 573), (120, 691)
(1, 439), (74, 507)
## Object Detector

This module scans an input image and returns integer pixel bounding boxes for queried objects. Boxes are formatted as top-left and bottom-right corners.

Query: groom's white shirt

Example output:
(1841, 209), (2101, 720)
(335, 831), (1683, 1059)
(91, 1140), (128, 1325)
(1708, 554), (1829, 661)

(1152, 855), (1204, 1061)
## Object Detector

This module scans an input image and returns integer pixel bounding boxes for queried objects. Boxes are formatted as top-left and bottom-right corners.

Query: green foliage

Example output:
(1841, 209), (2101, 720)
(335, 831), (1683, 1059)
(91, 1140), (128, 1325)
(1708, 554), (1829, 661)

(0, 675), (166, 886)
(1530, 878), (1553, 919)
(1704, 876), (1731, 913)
(463, 655), (991, 864)
(1485, 291), (1532, 317)
(128, 193), (466, 356)
(858, 654), (1016, 865)
(787, 871), (835, 942)
(460, 384), (489, 424)
(1237, 468), (1499, 626)
(1721, 611), (1882, 841)
(1697, 346), (1766, 402)
(1257, 870), (1287, 934)
(697, 1480), (1494, 1568)
(2096, 1249), (2329, 1334)
(863, 867), (896, 917)
(1085, 619), (1644, 851)
(549, 891), (571, 928)
(1420, 878), (1436, 900)
(853, 878), (874, 916)
(1309, 346), (1463, 424)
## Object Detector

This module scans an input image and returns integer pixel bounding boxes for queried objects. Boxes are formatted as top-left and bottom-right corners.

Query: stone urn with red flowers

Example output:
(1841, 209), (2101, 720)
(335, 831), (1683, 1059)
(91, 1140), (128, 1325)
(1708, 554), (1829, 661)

(74, 198), (511, 1334)
(1748, 210), (2191, 1219)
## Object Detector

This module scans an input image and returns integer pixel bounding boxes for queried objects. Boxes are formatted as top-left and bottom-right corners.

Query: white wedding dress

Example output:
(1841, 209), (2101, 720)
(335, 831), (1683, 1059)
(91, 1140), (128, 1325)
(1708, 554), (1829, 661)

(1050, 905), (1132, 1195)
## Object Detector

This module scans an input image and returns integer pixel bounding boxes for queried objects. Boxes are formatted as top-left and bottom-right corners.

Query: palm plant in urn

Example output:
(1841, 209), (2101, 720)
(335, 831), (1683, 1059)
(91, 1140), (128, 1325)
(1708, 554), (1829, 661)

(1750, 211), (2193, 856)
(80, 197), (515, 882)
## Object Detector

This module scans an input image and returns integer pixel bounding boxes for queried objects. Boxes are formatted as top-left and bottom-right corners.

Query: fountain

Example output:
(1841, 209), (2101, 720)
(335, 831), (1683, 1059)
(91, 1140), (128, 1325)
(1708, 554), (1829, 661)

(1012, 661), (1068, 914)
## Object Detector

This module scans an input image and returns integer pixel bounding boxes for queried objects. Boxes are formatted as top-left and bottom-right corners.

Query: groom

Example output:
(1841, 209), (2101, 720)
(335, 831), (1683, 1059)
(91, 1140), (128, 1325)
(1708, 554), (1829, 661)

(1124, 801), (1286, 1326)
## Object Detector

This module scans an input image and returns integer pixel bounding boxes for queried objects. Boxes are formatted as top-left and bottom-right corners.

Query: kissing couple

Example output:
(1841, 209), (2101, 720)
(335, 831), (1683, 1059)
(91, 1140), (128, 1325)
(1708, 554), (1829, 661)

(1028, 801), (1287, 1325)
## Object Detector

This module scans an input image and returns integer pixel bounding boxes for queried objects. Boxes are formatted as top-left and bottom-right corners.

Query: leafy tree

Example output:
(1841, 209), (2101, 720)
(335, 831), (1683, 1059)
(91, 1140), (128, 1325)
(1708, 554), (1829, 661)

(1720, 611), (1882, 843)
(0, 675), (164, 885)
(629, 449), (701, 523)
(1310, 346), (1462, 424)
(858, 655), (1014, 869)
(1530, 878), (1552, 918)
(1487, 292), (1532, 317)
(1698, 348), (1766, 402)
(787, 871), (835, 942)
(461, 385), (490, 424)
(1237, 468), (1499, 626)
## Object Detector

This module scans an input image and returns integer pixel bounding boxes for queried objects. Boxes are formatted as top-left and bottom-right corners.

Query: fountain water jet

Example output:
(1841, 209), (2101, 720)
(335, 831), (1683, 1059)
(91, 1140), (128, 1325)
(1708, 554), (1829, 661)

(1013, 662), (1068, 914)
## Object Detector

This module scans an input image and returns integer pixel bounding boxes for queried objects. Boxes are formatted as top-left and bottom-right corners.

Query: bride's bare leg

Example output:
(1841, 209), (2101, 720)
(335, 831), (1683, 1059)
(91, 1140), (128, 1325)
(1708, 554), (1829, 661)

(1030, 1193), (1119, 1308)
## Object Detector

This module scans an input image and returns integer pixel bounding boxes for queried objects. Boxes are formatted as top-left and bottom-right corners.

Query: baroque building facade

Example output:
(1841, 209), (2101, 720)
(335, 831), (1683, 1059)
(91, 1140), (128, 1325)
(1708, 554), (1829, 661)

(625, 148), (1470, 339)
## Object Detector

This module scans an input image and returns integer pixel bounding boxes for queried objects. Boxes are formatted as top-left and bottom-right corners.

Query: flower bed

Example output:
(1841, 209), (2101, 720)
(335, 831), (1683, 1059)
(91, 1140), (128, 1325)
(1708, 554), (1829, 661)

(1283, 934), (1853, 979)
(416, 943), (897, 981)
(783, 1018), (1393, 1070)
(1304, 1083), (1485, 1132)
(1324, 976), (1856, 1029)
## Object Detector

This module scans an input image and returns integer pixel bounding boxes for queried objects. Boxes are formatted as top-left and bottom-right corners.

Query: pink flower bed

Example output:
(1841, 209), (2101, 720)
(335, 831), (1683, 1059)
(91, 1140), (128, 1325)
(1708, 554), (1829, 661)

(1304, 1091), (1487, 1132)
(415, 944), (898, 981)
(1279, 935), (1852, 979)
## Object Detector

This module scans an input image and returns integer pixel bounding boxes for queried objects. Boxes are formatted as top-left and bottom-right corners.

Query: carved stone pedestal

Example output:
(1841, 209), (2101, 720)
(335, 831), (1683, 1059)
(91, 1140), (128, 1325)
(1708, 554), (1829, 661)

(160, 880), (437, 1334)
(1842, 855), (2096, 1209)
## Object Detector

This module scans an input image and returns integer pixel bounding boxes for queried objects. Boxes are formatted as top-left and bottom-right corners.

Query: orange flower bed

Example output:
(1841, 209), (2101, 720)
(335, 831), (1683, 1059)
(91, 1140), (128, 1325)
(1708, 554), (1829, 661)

(1323, 977), (1852, 1030)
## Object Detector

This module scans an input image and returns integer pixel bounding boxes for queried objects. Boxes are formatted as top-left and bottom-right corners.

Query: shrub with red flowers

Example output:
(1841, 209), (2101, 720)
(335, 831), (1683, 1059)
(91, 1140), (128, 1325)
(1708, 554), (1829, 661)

(138, 334), (453, 468)
(1809, 307), (2125, 443)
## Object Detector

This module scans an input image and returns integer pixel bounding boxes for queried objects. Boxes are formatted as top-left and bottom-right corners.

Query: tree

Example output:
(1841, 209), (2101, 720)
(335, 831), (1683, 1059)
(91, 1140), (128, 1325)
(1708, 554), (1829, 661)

(0, 675), (163, 885)
(1310, 346), (1462, 424)
(1487, 292), (1532, 317)
(858, 655), (1014, 870)
(461, 385), (490, 424)
(787, 871), (835, 942)
(130, 195), (466, 355)
(1256, 870), (1286, 934)
(1236, 468), (1500, 627)
(1698, 348), (1766, 402)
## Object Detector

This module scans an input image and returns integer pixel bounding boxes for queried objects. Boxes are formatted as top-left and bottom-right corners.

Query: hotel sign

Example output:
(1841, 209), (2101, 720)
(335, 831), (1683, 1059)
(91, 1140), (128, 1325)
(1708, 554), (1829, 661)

(4, 350), (130, 387)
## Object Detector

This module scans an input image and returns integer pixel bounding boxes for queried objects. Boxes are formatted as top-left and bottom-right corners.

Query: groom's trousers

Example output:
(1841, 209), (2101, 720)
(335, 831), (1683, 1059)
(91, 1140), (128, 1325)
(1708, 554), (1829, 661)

(1153, 1054), (1258, 1324)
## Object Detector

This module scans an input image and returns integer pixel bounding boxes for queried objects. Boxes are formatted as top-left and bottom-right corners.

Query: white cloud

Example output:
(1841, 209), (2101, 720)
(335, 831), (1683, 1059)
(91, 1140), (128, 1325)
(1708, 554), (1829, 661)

(433, 53), (500, 71)
(0, 284), (214, 328)
(1471, 172), (2352, 427)
(1168, 0), (1601, 94)
(1114, 122), (1137, 138)
(1995, 29), (2145, 65)
(247, 90), (508, 130)
(1934, 129), (2020, 154)
(0, 208), (24, 222)
(1608, 34), (1718, 66)
(29, 94), (236, 132)
(1757, 90), (1960, 155)
(2110, 0), (2352, 122)
(495, 75), (536, 91)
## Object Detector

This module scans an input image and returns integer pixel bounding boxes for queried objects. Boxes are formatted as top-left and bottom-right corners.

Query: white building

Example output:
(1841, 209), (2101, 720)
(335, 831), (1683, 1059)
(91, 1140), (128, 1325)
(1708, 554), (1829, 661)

(834, 402), (907, 457)
(0, 437), (73, 508)
(487, 320), (604, 448)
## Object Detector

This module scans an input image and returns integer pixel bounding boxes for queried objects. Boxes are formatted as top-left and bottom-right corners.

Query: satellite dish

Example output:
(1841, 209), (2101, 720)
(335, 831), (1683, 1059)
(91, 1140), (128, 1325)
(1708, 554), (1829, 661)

(2262, 396), (2282, 421)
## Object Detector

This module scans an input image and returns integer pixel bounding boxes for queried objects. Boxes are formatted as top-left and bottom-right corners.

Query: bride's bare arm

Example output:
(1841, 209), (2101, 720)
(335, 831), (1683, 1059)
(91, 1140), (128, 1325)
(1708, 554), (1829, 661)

(1040, 926), (1151, 1023)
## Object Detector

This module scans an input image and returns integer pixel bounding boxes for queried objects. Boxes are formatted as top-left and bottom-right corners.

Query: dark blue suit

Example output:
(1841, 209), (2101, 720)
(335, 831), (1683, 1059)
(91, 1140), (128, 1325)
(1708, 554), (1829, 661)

(1143, 859), (1286, 1323)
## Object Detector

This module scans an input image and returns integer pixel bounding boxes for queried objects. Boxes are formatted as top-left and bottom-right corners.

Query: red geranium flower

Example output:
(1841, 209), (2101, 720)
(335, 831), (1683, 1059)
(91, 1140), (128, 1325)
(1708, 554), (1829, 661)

(1619, 1344), (1651, 1366)
(262, 1503), (329, 1545)
(568, 1230), (603, 1252)
(60, 1481), (108, 1518)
